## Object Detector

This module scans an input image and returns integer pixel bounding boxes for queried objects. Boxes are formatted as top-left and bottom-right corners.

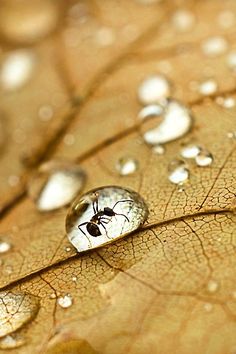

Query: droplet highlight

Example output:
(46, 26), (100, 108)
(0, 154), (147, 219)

(66, 186), (148, 252)
(116, 157), (138, 176)
(28, 160), (86, 211)
(138, 74), (171, 105)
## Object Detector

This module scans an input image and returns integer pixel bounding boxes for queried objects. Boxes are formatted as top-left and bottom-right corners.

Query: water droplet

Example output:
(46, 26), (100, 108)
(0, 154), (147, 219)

(207, 280), (219, 293)
(0, 0), (61, 44)
(227, 131), (236, 139)
(0, 291), (39, 337)
(138, 75), (171, 105)
(116, 157), (138, 176)
(65, 246), (71, 252)
(95, 27), (115, 47)
(139, 99), (193, 145)
(202, 36), (228, 57)
(64, 134), (75, 146)
(72, 276), (77, 282)
(180, 144), (202, 159)
(0, 239), (11, 254)
(57, 295), (73, 309)
(0, 50), (36, 91)
(227, 51), (236, 70)
(28, 160), (86, 211)
(217, 11), (235, 29)
(204, 303), (213, 312)
(172, 9), (195, 32)
(195, 150), (213, 167)
(222, 97), (235, 108)
(152, 144), (165, 155)
(199, 79), (218, 96)
(0, 333), (25, 349)
(168, 160), (189, 185)
(38, 105), (54, 122)
(66, 186), (148, 252)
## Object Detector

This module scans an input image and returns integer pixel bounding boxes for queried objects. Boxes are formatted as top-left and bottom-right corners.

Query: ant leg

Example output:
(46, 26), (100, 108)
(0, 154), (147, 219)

(77, 222), (88, 236)
(113, 212), (130, 222)
(112, 199), (133, 210)
(100, 222), (113, 239)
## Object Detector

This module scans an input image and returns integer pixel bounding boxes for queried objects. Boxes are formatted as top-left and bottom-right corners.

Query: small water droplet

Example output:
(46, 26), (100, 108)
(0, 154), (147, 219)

(222, 97), (235, 108)
(8, 175), (20, 187)
(116, 157), (138, 176)
(0, 50), (36, 91)
(227, 51), (236, 70)
(72, 276), (77, 282)
(65, 246), (71, 252)
(138, 75), (171, 105)
(95, 27), (115, 47)
(152, 144), (165, 155)
(168, 160), (189, 185)
(57, 295), (73, 309)
(0, 291), (39, 337)
(207, 280), (219, 293)
(199, 79), (218, 96)
(0, 239), (11, 254)
(28, 160), (86, 211)
(180, 144), (202, 159)
(217, 10), (235, 29)
(66, 186), (148, 252)
(38, 105), (54, 122)
(195, 150), (213, 167)
(139, 99), (193, 145)
(0, 333), (25, 349)
(49, 293), (56, 299)
(64, 134), (75, 146)
(204, 303), (213, 312)
(227, 131), (236, 139)
(202, 36), (228, 57)
(171, 9), (195, 32)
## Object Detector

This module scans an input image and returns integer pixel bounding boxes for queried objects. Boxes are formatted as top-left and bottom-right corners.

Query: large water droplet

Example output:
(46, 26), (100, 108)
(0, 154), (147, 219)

(0, 50), (36, 92)
(195, 150), (213, 167)
(116, 157), (138, 176)
(28, 160), (86, 212)
(0, 0), (61, 44)
(57, 295), (73, 309)
(202, 36), (228, 57)
(168, 160), (189, 185)
(139, 99), (193, 145)
(66, 186), (148, 252)
(138, 75), (171, 105)
(180, 144), (202, 159)
(0, 333), (25, 349)
(0, 292), (39, 337)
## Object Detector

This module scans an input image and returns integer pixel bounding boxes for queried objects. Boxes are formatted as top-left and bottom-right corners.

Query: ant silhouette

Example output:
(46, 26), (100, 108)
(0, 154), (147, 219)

(78, 193), (133, 238)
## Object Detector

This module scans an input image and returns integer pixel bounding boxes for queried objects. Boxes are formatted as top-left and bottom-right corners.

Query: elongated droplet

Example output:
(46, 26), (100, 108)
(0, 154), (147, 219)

(116, 157), (138, 176)
(0, 292), (39, 337)
(195, 150), (213, 167)
(180, 144), (202, 159)
(0, 333), (25, 349)
(0, 50), (36, 91)
(28, 160), (86, 211)
(66, 186), (148, 252)
(138, 75), (171, 105)
(168, 160), (189, 185)
(139, 99), (193, 145)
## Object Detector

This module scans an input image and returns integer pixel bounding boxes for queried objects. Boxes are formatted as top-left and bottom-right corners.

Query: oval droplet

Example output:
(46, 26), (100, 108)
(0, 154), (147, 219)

(0, 292), (39, 337)
(0, 333), (25, 349)
(195, 150), (213, 167)
(180, 144), (202, 159)
(0, 50), (37, 92)
(116, 157), (138, 176)
(137, 74), (171, 105)
(57, 295), (73, 309)
(139, 99), (193, 146)
(198, 79), (218, 96)
(152, 144), (165, 155)
(202, 36), (228, 57)
(171, 9), (195, 32)
(0, 238), (11, 254)
(168, 160), (189, 185)
(66, 186), (148, 252)
(28, 160), (86, 212)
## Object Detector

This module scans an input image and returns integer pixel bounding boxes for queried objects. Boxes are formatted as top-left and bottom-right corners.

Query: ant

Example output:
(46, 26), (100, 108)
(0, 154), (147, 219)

(78, 193), (133, 238)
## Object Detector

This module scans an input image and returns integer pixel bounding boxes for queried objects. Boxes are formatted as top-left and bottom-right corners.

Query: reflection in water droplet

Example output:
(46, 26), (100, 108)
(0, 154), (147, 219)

(66, 186), (148, 252)
(227, 51), (236, 70)
(0, 239), (11, 254)
(0, 333), (25, 349)
(139, 99), (193, 145)
(138, 75), (171, 105)
(57, 295), (73, 309)
(152, 144), (165, 155)
(172, 9), (195, 32)
(180, 144), (201, 159)
(0, 292), (39, 337)
(199, 79), (217, 96)
(168, 160), (189, 185)
(195, 150), (213, 167)
(202, 36), (228, 57)
(0, 50), (36, 91)
(0, 0), (60, 44)
(116, 157), (138, 176)
(28, 160), (86, 211)
(207, 280), (219, 293)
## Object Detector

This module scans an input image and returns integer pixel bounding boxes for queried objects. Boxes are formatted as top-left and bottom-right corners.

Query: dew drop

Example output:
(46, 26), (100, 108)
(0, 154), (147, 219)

(152, 144), (165, 155)
(38, 105), (54, 122)
(217, 11), (235, 29)
(66, 186), (148, 252)
(116, 157), (138, 176)
(195, 150), (213, 167)
(207, 280), (219, 293)
(204, 303), (213, 312)
(139, 99), (193, 145)
(180, 144), (202, 159)
(0, 239), (11, 254)
(168, 160), (189, 185)
(202, 36), (228, 57)
(227, 51), (236, 70)
(95, 27), (115, 47)
(222, 97), (235, 108)
(198, 79), (218, 96)
(171, 9), (195, 32)
(28, 160), (86, 211)
(138, 75), (171, 105)
(0, 333), (25, 349)
(0, 291), (39, 337)
(57, 295), (73, 309)
(0, 50), (36, 92)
